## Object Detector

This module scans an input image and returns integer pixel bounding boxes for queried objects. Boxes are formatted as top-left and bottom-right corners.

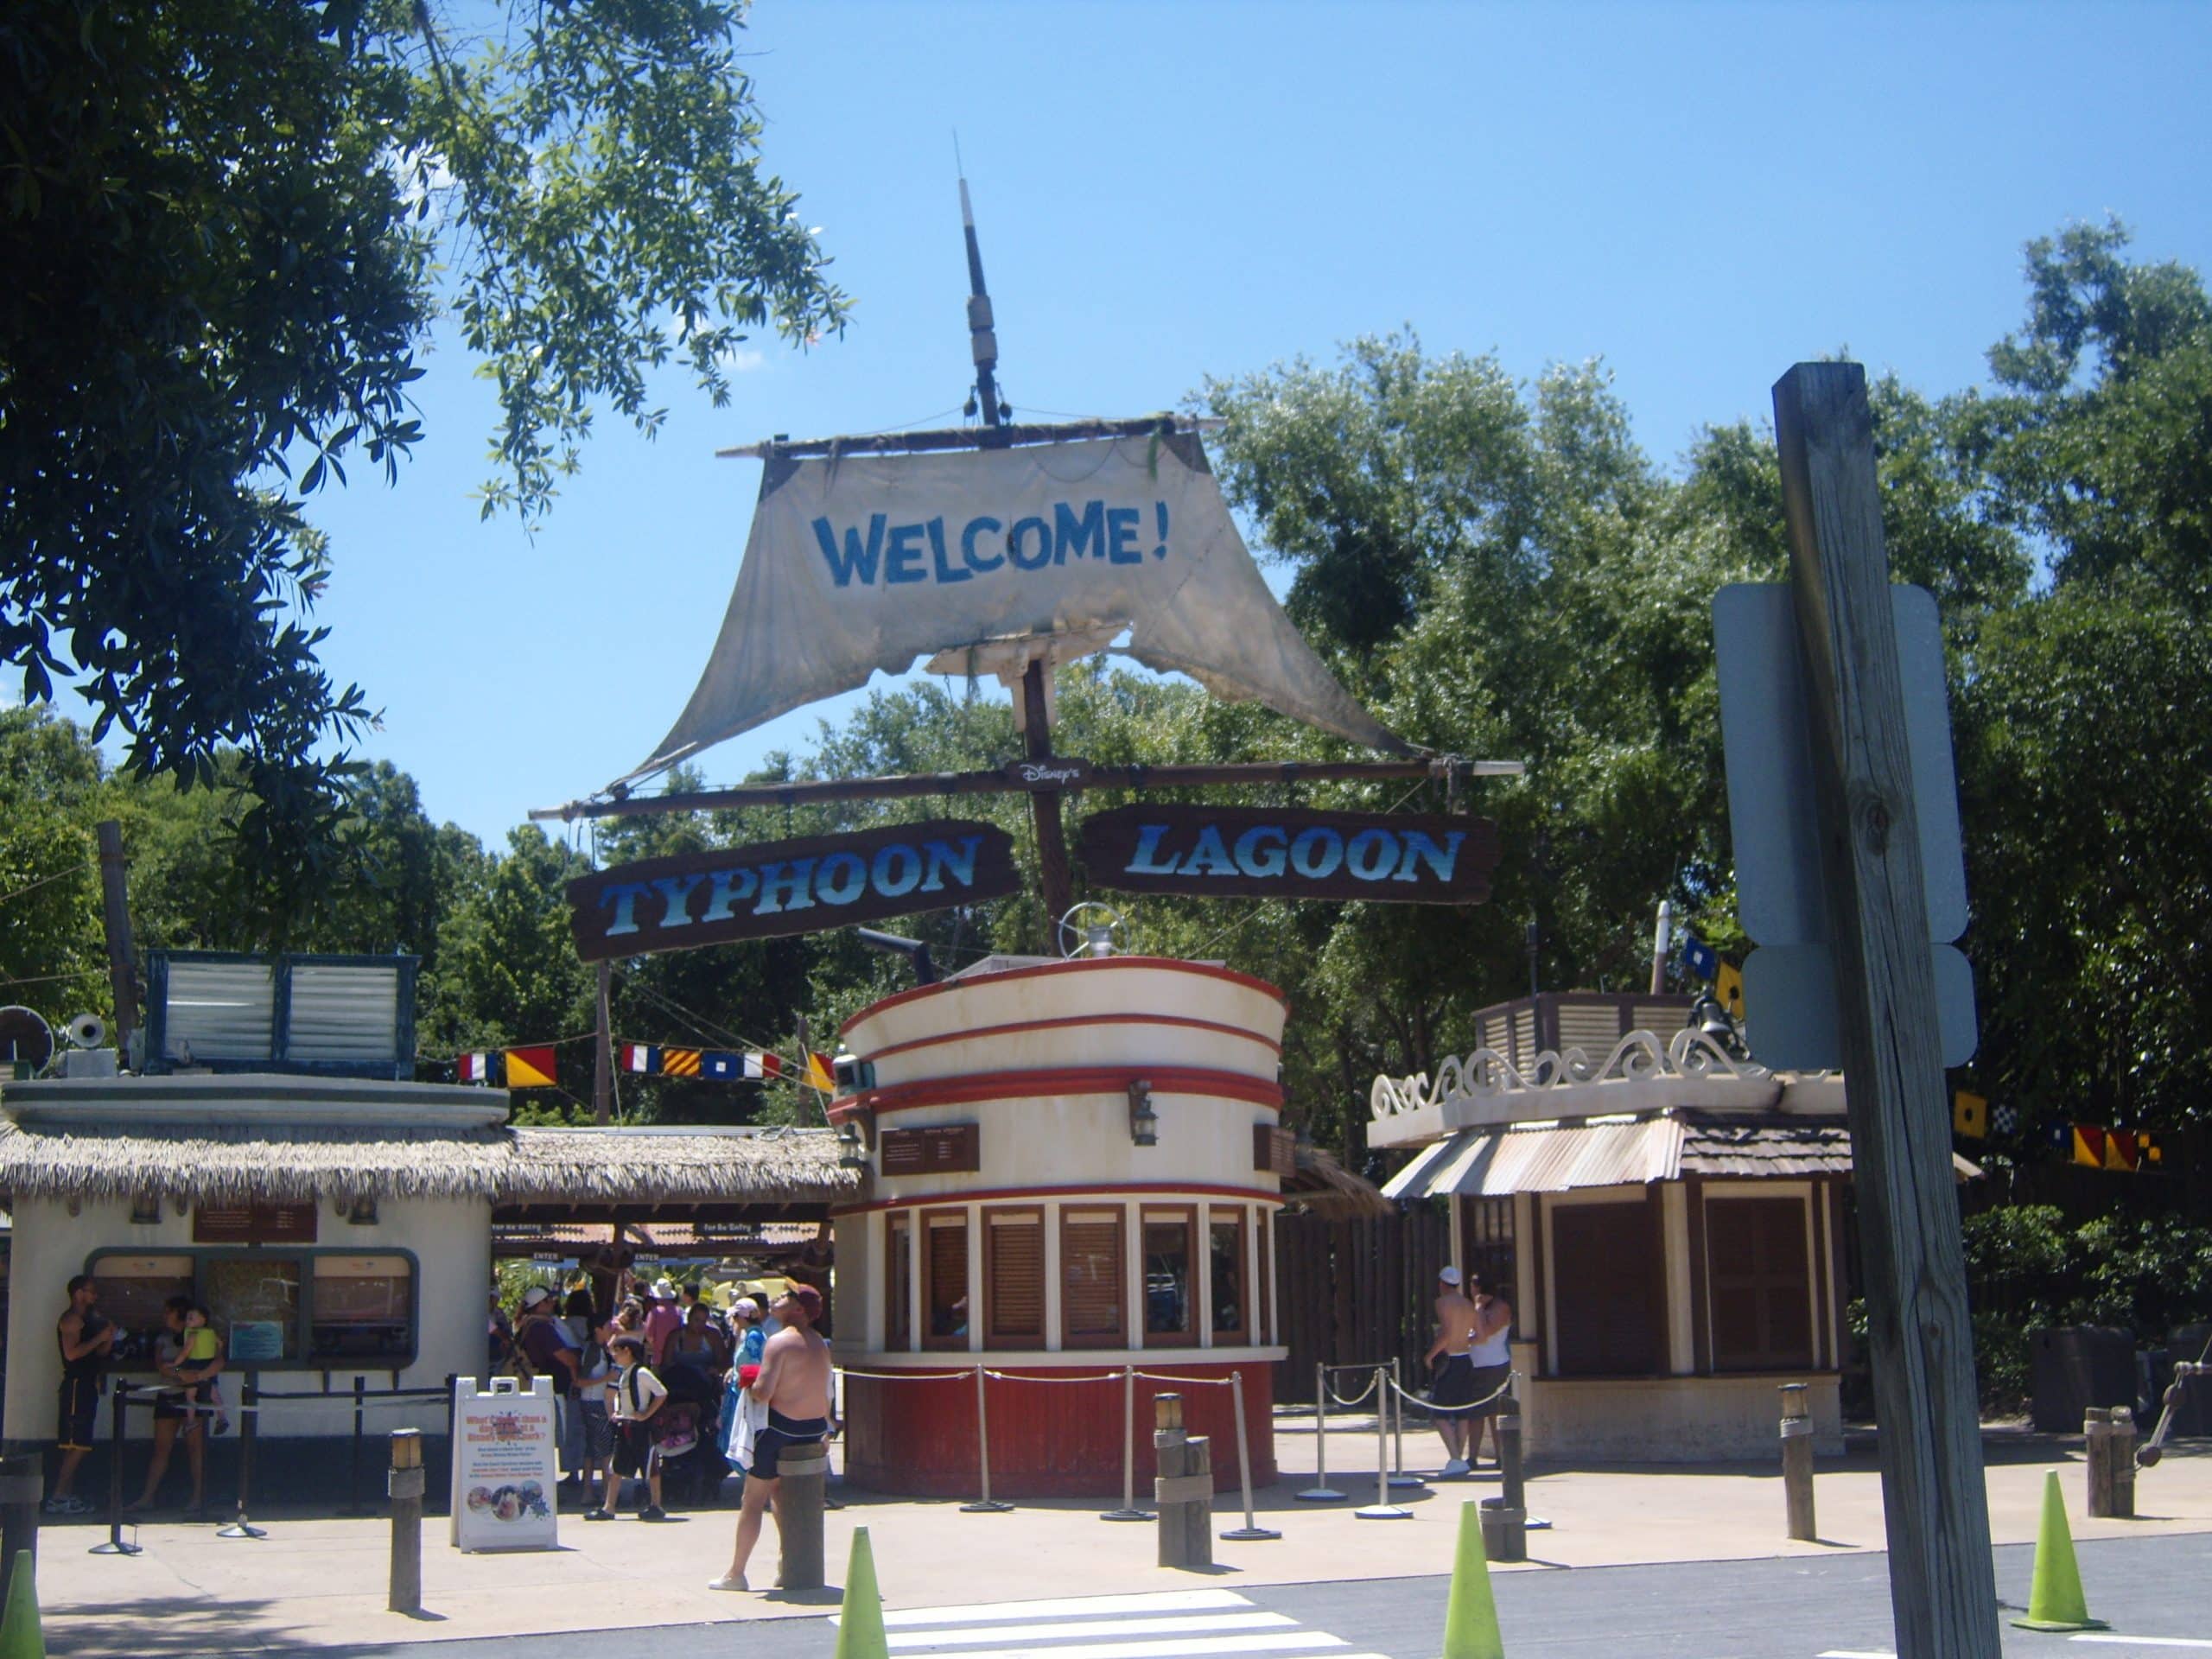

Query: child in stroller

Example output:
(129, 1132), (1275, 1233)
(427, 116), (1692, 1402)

(652, 1351), (731, 1505)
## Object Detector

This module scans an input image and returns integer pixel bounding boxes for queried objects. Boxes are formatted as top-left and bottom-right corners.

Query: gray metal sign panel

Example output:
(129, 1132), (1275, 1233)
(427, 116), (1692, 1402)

(1744, 941), (1978, 1071)
(1713, 583), (1967, 944)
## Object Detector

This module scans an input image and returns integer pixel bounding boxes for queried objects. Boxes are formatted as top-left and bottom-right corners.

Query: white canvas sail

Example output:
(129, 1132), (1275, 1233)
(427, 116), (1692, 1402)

(619, 429), (1414, 787)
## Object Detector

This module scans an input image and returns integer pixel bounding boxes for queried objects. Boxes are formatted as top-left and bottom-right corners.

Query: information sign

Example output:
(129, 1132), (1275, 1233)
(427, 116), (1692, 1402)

(448, 1376), (559, 1552)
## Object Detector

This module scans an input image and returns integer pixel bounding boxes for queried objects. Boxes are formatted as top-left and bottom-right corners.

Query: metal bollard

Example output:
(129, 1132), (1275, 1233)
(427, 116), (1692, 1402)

(1296, 1363), (1344, 1501)
(342, 1375), (368, 1516)
(776, 1440), (830, 1592)
(2085, 1407), (2136, 1519)
(1387, 1358), (1424, 1489)
(90, 1384), (142, 1556)
(1101, 1365), (1153, 1522)
(1479, 1411), (1528, 1562)
(217, 1375), (267, 1539)
(1219, 1370), (1280, 1541)
(1355, 1365), (1411, 1519)
(957, 1365), (1013, 1513)
(1780, 1382), (1816, 1541)
(0, 1453), (41, 1573)
(1152, 1394), (1212, 1569)
(387, 1429), (424, 1615)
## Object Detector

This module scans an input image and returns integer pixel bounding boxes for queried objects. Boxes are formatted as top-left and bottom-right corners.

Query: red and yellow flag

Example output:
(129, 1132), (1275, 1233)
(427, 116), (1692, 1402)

(505, 1046), (558, 1089)
(805, 1051), (836, 1092)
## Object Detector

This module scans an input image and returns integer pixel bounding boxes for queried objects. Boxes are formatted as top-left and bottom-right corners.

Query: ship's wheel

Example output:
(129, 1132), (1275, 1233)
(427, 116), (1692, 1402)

(1055, 903), (1128, 960)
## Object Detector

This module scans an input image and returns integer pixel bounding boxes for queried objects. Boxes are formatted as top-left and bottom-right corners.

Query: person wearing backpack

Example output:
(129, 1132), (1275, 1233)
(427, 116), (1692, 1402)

(589, 1332), (668, 1522)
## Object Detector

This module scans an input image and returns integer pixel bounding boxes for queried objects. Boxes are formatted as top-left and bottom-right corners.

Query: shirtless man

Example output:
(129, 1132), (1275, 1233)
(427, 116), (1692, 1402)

(710, 1284), (833, 1592)
(1423, 1265), (1480, 1477)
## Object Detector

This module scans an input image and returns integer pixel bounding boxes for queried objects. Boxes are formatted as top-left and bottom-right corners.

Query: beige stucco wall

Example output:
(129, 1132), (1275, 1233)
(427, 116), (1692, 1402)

(5, 1194), (487, 1443)
(1512, 1339), (1845, 1460)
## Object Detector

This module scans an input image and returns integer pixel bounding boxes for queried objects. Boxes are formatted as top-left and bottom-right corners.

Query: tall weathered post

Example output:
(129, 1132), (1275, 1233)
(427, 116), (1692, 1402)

(1780, 1382), (1817, 1541)
(1152, 1394), (1212, 1570)
(387, 1429), (423, 1615)
(1771, 362), (1999, 1658)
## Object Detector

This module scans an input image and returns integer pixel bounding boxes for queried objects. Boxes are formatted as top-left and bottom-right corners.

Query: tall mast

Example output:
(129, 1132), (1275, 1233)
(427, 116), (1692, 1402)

(959, 173), (1010, 433)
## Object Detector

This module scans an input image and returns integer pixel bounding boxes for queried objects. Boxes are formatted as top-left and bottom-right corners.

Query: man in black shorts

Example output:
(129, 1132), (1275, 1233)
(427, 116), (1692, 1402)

(710, 1285), (831, 1591)
(50, 1273), (113, 1514)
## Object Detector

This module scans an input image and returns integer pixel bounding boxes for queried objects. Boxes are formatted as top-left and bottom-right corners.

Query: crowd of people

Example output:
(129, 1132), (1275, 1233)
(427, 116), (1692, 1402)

(492, 1262), (836, 1589)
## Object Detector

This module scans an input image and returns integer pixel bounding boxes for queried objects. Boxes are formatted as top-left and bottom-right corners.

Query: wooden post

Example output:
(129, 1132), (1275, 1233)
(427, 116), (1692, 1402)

(387, 1429), (423, 1615)
(0, 1453), (41, 1575)
(1781, 1382), (1817, 1541)
(1773, 362), (1999, 1659)
(593, 960), (613, 1125)
(775, 1440), (830, 1592)
(1152, 1394), (1212, 1570)
(95, 820), (137, 1061)
(1480, 1410), (1528, 1562)
(1020, 658), (1074, 938)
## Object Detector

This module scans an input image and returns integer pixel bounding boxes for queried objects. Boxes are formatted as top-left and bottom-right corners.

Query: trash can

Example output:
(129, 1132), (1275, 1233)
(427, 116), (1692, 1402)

(2030, 1326), (2135, 1433)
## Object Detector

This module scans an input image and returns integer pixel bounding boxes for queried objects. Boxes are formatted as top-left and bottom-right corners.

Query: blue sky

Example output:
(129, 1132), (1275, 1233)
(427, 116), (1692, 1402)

(278, 1), (2211, 850)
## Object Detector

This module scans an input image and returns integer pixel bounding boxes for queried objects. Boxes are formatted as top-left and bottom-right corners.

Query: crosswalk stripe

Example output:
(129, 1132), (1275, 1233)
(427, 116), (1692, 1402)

(2070, 1639), (2212, 1650)
(873, 1635), (1345, 1659)
(893, 1615), (1297, 1649)
(1817, 1649), (1896, 1657)
(838, 1592), (1256, 1629)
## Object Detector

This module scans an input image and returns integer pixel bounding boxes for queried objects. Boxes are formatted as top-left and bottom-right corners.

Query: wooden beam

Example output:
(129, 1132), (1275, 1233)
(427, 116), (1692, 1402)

(715, 414), (1220, 461)
(1772, 362), (1998, 1659)
(531, 756), (1524, 824)
(1020, 659), (1075, 938)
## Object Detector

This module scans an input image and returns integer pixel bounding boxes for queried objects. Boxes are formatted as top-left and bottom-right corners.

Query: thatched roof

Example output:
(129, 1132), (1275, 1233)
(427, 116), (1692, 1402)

(0, 1119), (856, 1209)
(1281, 1142), (1394, 1219)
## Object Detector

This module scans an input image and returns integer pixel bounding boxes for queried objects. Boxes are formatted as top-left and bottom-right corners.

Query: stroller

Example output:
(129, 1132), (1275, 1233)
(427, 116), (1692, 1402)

(653, 1356), (732, 1505)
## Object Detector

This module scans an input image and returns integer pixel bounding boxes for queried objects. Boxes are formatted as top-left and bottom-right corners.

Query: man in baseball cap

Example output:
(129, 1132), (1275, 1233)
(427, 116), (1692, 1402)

(1424, 1265), (1479, 1476)
(710, 1283), (831, 1591)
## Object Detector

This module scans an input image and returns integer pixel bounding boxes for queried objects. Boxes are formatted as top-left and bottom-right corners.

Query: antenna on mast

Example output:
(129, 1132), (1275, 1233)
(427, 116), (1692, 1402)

(955, 138), (1011, 431)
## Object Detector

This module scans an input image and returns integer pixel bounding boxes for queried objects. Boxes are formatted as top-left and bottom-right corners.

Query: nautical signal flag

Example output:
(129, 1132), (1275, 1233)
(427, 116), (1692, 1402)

(2070, 1125), (2164, 1171)
(742, 1051), (784, 1080)
(505, 1046), (558, 1089)
(1953, 1090), (1988, 1140)
(660, 1048), (702, 1078)
(619, 1043), (658, 1074)
(806, 1051), (836, 1092)
(458, 1052), (491, 1084)
(701, 1052), (743, 1082)
(1715, 959), (1745, 1020)
(1681, 934), (1719, 982)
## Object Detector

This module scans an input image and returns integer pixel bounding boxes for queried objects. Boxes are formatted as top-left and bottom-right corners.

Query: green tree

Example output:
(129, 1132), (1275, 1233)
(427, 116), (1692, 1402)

(0, 0), (847, 920)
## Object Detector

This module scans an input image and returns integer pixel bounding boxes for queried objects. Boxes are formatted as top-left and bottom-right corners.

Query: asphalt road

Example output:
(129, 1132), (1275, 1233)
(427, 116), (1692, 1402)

(147, 1532), (2212, 1659)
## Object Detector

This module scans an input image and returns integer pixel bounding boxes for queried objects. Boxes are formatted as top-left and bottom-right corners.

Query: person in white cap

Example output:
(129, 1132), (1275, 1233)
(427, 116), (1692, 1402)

(1424, 1265), (1480, 1476)
(643, 1276), (683, 1368)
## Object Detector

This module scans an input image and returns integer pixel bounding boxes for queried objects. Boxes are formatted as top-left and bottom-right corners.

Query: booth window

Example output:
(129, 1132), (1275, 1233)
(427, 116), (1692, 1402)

(922, 1210), (970, 1349)
(1255, 1208), (1272, 1344)
(1207, 1208), (1247, 1344)
(984, 1208), (1045, 1346)
(1548, 1198), (1663, 1376)
(308, 1255), (413, 1363)
(1061, 1208), (1126, 1348)
(1705, 1195), (1815, 1371)
(207, 1256), (303, 1362)
(92, 1255), (194, 1364)
(1141, 1206), (1196, 1345)
(885, 1213), (912, 1351)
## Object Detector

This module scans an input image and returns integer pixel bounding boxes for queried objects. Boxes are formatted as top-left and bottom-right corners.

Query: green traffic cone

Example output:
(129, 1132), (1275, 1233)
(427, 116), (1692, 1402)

(2012, 1470), (2107, 1631)
(1442, 1500), (1504, 1659)
(0, 1549), (43, 1659)
(835, 1525), (887, 1659)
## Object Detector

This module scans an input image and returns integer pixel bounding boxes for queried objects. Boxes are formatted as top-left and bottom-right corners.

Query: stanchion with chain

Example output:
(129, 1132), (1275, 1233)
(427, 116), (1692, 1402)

(1386, 1357), (1424, 1489)
(217, 1375), (267, 1539)
(89, 1383), (141, 1556)
(1218, 1370), (1280, 1541)
(1353, 1365), (1411, 1519)
(957, 1364), (1012, 1513)
(1100, 1364), (1153, 1522)
(1295, 1362), (1344, 1501)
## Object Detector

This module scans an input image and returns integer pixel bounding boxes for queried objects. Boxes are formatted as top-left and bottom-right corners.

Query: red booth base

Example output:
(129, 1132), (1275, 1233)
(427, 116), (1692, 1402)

(842, 1359), (1277, 1499)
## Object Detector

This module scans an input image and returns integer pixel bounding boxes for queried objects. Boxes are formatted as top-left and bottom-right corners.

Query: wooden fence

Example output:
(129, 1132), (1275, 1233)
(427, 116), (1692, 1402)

(1273, 1206), (1457, 1398)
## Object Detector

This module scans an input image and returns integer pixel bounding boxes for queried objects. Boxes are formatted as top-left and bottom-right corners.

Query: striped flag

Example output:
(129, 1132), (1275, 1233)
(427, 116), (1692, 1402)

(661, 1048), (701, 1078)
(742, 1051), (784, 1080)
(458, 1052), (491, 1084)
(701, 1052), (743, 1082)
(505, 1046), (558, 1089)
(805, 1051), (836, 1091)
(619, 1043), (658, 1074)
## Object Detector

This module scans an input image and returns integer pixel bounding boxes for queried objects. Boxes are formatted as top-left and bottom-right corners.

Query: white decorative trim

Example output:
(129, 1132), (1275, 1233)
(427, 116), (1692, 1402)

(1372, 1027), (1770, 1124)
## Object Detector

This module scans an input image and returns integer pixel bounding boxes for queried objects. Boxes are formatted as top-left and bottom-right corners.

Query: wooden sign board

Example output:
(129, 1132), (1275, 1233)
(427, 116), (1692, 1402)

(879, 1122), (981, 1176)
(1077, 806), (1499, 905)
(1254, 1125), (1296, 1177)
(194, 1202), (319, 1244)
(567, 819), (1020, 962)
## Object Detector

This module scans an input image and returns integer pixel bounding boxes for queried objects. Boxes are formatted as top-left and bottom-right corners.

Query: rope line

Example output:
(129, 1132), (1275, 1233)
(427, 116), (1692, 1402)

(1323, 1373), (1380, 1408)
(982, 1370), (1121, 1384)
(832, 1367), (975, 1383)
(1131, 1370), (1234, 1388)
(1382, 1368), (1520, 1416)
(0, 860), (96, 908)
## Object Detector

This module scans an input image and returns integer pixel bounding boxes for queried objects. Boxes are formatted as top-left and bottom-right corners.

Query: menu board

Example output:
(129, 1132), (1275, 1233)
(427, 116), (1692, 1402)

(448, 1377), (559, 1553)
(194, 1204), (318, 1244)
(880, 1122), (981, 1175)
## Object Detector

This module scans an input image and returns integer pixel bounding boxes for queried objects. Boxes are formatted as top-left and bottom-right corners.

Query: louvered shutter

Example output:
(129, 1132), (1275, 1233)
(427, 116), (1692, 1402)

(1061, 1211), (1124, 1346)
(987, 1212), (1045, 1344)
(924, 1213), (969, 1348)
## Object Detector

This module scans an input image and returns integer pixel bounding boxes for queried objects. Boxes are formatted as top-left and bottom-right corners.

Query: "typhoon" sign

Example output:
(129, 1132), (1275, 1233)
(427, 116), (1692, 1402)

(566, 820), (1021, 961)
(1077, 807), (1499, 905)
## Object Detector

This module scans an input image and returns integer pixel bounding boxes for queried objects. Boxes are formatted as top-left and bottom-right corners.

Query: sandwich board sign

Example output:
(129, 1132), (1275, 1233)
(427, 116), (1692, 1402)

(449, 1376), (559, 1551)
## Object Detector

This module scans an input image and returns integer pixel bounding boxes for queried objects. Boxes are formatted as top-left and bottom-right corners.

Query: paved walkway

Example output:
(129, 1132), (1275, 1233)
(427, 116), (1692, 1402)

(28, 1428), (2212, 1656)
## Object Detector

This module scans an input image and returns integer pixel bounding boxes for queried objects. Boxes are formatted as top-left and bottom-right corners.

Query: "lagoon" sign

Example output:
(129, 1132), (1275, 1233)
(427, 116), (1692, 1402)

(1077, 806), (1499, 906)
(566, 819), (1021, 960)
